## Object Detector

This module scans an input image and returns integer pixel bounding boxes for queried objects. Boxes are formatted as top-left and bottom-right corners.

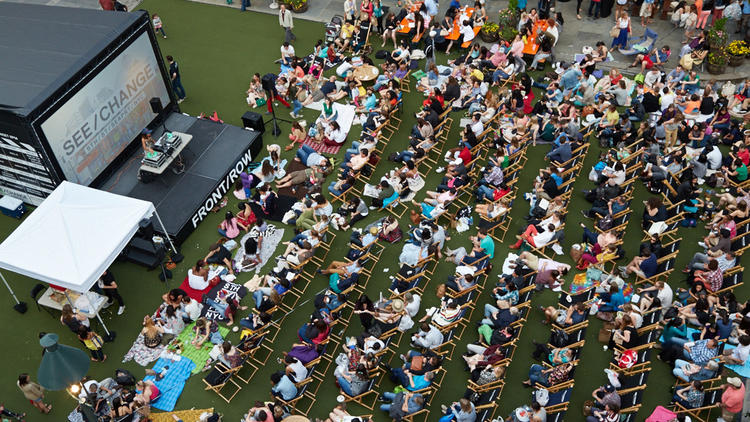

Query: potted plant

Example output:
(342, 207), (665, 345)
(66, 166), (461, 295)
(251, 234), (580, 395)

(497, 7), (519, 42)
(707, 18), (728, 50)
(727, 40), (749, 66)
(707, 49), (728, 74)
(480, 22), (500, 42)
(285, 0), (308, 13)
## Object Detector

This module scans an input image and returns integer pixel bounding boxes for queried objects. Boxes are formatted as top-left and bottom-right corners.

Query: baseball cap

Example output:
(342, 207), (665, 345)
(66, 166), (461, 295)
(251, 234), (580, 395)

(141, 128), (153, 135)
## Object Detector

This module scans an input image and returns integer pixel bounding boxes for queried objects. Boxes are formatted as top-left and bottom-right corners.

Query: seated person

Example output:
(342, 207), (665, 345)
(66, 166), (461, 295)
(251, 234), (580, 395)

(542, 302), (588, 326)
(522, 362), (573, 387)
(672, 380), (705, 409)
(463, 343), (506, 372)
(591, 384), (621, 411)
(509, 223), (558, 249)
(531, 343), (574, 366)
(378, 391), (424, 419)
(270, 372), (298, 401)
(204, 242), (234, 273)
(187, 260), (217, 291)
(619, 248), (658, 279)
(410, 323), (444, 349)
(419, 297), (462, 327)
(385, 366), (435, 391)
(480, 304), (519, 329)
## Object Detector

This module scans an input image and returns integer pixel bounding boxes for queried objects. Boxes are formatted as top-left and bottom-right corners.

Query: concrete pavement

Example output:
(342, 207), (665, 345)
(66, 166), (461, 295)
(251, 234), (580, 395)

(1, 0), (747, 80)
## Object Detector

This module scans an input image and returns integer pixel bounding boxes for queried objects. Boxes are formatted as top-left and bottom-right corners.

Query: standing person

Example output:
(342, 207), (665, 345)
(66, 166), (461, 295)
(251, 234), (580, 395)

(166, 55), (186, 103)
(279, 5), (296, 44)
(152, 14), (167, 38)
(611, 12), (631, 49)
(240, 0), (251, 11)
(78, 326), (107, 362)
(17, 374), (51, 414)
(719, 377), (746, 422)
(99, 270), (125, 315)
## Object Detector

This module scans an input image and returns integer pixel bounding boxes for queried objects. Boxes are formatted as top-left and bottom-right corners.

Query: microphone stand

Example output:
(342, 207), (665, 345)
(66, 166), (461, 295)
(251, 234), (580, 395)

(264, 88), (293, 137)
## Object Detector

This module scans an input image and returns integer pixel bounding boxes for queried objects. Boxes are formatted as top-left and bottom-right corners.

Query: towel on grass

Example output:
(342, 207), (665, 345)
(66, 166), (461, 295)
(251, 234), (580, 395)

(175, 321), (230, 373)
(233, 225), (285, 273)
(151, 408), (215, 422)
(200, 281), (248, 322)
(723, 344), (750, 377)
(144, 356), (196, 411)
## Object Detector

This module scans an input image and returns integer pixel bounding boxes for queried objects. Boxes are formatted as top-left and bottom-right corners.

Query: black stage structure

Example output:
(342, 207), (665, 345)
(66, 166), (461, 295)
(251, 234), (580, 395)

(0, 3), (264, 245)
(100, 113), (263, 244)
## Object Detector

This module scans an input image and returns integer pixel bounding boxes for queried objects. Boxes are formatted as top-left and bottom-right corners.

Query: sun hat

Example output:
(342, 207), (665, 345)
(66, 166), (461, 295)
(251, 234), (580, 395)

(727, 377), (743, 388)
(514, 408), (530, 422)
(390, 298), (405, 312)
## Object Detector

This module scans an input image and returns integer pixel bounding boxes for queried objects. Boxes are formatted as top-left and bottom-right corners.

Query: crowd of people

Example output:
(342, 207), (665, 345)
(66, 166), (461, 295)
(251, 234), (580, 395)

(16, 0), (747, 421)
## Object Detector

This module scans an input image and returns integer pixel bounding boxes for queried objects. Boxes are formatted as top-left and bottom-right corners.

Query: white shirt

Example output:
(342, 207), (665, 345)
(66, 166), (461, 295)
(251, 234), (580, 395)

(661, 93), (675, 111)
(470, 120), (484, 136)
(188, 269), (209, 290)
(533, 229), (556, 247)
(416, 325), (444, 349)
(460, 24), (475, 42)
(547, 26), (559, 46)
(281, 45), (295, 58)
(732, 344), (750, 364)
(706, 147), (722, 169)
(405, 295), (422, 317)
(183, 298), (203, 320)
(657, 283), (674, 309)
(363, 337), (385, 354)
(288, 358), (309, 382)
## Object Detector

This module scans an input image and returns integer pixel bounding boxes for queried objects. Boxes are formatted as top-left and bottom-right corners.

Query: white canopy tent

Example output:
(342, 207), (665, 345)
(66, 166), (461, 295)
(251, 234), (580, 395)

(0, 181), (177, 333)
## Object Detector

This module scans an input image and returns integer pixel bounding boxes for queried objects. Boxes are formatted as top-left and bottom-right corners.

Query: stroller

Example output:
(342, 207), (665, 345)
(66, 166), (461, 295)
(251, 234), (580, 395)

(325, 14), (344, 44)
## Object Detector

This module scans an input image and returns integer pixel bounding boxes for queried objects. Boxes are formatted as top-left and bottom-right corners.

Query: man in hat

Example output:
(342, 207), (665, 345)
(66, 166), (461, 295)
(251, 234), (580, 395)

(591, 384), (620, 410)
(719, 377), (746, 422)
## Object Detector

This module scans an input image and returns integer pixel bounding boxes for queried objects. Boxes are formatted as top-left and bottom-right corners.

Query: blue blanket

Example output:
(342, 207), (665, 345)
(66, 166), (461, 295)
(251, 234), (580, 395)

(143, 356), (196, 411)
(723, 344), (750, 377)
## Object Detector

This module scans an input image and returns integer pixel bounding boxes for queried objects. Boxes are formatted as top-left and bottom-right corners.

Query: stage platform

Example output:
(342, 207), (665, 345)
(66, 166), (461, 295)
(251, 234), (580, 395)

(100, 113), (263, 244)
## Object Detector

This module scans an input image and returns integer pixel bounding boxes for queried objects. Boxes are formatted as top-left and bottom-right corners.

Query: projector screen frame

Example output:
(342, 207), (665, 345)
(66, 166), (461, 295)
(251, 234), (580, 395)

(28, 16), (176, 188)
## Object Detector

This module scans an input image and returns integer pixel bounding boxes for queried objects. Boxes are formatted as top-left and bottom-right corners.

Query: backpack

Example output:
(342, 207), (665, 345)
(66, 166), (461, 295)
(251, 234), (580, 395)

(115, 369), (136, 386)
(550, 329), (570, 347)
(618, 349), (638, 368)
(597, 214), (614, 231)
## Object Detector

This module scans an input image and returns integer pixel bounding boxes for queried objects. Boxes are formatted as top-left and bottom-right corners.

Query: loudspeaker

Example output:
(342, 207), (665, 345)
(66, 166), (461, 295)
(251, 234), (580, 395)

(261, 73), (277, 92)
(149, 97), (163, 114)
(137, 219), (155, 240)
(242, 111), (265, 134)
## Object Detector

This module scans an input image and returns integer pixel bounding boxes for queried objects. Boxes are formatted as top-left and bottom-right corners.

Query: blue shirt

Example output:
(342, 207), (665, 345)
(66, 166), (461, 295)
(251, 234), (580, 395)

(743, 0), (750, 14)
(408, 374), (431, 391)
(560, 68), (582, 90)
(640, 253), (658, 278)
(480, 235), (495, 259)
(551, 173), (563, 187)
(604, 291), (626, 311)
(424, 0), (438, 16)
(272, 375), (298, 400)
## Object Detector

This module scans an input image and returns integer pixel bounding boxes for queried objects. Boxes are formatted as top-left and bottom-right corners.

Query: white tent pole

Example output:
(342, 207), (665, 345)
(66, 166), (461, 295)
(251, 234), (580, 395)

(95, 312), (111, 336)
(153, 211), (178, 254)
(0, 272), (20, 305)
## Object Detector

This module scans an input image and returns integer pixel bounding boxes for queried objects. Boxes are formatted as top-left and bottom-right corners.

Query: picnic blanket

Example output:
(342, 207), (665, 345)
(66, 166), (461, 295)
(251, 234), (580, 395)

(174, 321), (230, 373)
(301, 135), (342, 155)
(233, 224), (284, 273)
(151, 408), (214, 422)
(278, 160), (323, 200)
(724, 344), (750, 377)
(569, 275), (634, 301)
(200, 280), (248, 322)
(248, 195), (297, 222)
(143, 356), (196, 412)
(122, 332), (166, 367)
(658, 327), (700, 344)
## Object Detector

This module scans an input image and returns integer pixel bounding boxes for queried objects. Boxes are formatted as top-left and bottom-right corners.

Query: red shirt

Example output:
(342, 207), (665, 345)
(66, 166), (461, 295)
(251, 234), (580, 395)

(722, 385), (745, 413)
(737, 149), (750, 166)
(458, 146), (472, 166)
(641, 55), (654, 69)
(99, 0), (114, 10)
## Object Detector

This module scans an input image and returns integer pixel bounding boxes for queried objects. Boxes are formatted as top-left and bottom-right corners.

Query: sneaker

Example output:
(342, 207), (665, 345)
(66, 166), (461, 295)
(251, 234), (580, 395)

(399, 354), (408, 363)
(436, 166), (445, 173)
(551, 284), (563, 292)
(102, 300), (113, 309)
(369, 206), (377, 210)
(177, 98), (185, 104)
(441, 405), (448, 413)
(117, 306), (125, 315)
(290, 111), (296, 118)
(618, 265), (628, 273)
(698, 241), (707, 248)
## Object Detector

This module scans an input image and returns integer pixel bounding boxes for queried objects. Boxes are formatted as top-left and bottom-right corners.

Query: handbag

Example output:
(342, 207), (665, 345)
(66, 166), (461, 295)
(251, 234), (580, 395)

(609, 25), (620, 38)
(618, 349), (638, 368)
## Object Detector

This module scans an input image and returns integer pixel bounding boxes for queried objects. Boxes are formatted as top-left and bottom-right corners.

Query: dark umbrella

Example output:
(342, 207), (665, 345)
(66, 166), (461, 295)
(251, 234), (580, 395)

(37, 333), (90, 391)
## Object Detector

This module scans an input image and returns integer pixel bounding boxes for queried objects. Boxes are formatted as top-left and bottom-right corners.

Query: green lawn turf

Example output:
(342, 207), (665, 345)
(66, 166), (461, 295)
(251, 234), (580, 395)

(0, 1), (745, 420)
